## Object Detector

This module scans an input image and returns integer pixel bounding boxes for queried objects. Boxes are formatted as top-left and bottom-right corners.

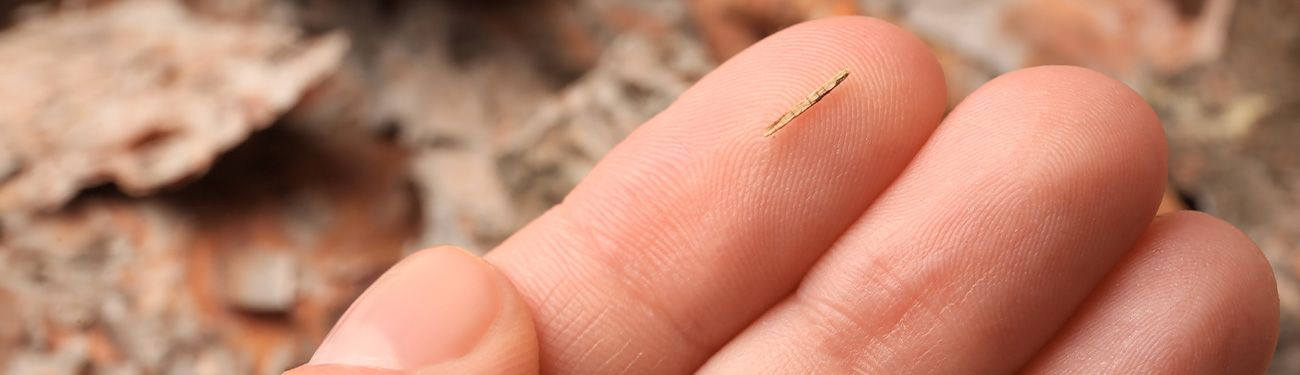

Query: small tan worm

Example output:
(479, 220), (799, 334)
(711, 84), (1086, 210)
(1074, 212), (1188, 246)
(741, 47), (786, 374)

(763, 68), (850, 137)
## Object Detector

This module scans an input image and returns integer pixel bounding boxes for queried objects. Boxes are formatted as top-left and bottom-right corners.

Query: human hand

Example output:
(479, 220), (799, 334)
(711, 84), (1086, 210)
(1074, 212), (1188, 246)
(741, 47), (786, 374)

(288, 17), (1279, 374)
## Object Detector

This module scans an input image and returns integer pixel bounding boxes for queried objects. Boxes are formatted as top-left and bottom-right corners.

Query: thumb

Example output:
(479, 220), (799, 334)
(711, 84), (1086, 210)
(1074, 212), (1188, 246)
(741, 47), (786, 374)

(287, 246), (539, 375)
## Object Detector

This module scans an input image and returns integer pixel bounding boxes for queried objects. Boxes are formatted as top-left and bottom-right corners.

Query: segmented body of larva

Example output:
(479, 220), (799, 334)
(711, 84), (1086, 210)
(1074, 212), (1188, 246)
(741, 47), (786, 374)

(763, 68), (850, 137)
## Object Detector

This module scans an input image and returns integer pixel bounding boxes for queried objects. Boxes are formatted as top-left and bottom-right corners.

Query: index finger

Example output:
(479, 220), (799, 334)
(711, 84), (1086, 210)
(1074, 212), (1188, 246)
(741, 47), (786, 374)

(487, 17), (947, 373)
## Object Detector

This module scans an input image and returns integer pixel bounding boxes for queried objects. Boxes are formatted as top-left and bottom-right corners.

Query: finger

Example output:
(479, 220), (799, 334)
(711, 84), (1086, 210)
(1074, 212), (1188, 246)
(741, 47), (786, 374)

(291, 247), (539, 374)
(1023, 211), (1278, 374)
(486, 16), (947, 373)
(701, 66), (1167, 373)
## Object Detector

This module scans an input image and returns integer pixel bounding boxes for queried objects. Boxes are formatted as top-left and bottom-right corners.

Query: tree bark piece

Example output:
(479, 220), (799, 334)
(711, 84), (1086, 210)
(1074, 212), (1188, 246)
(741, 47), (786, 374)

(0, 0), (347, 214)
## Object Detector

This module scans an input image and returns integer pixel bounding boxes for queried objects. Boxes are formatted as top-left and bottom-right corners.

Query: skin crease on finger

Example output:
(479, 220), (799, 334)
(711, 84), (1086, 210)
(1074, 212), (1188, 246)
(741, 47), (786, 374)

(700, 66), (1170, 374)
(485, 17), (948, 374)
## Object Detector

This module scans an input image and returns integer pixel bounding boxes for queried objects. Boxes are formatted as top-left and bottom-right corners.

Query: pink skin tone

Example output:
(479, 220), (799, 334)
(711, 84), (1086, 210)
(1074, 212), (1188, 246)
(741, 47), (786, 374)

(290, 17), (1279, 375)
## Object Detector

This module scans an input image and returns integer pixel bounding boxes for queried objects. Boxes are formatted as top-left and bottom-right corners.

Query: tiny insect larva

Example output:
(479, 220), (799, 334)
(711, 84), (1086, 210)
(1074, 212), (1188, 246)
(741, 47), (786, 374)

(763, 68), (850, 137)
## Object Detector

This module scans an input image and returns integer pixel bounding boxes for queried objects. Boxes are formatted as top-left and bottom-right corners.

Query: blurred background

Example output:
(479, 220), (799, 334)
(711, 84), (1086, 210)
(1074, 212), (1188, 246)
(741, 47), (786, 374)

(0, 0), (1296, 373)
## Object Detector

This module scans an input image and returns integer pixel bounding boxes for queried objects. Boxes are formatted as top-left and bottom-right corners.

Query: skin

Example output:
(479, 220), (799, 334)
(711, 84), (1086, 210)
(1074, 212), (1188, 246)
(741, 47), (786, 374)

(290, 17), (1279, 375)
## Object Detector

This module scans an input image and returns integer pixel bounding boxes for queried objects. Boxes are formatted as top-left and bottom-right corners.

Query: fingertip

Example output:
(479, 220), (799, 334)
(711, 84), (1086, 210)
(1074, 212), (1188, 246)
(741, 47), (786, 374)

(763, 16), (945, 83)
(1029, 211), (1278, 374)
(949, 65), (1168, 224)
(1150, 211), (1277, 296)
(667, 15), (947, 142)
(987, 65), (1167, 176)
(1151, 211), (1280, 354)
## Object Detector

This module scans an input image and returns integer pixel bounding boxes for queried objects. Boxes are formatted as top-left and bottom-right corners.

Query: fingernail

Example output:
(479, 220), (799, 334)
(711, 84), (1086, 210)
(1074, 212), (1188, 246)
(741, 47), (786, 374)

(309, 247), (502, 370)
